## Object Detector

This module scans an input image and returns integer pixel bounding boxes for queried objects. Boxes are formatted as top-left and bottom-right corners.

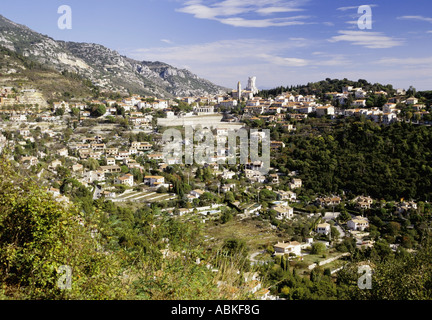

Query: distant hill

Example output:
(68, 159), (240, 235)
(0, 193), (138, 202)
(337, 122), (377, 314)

(258, 78), (432, 106)
(258, 78), (397, 98)
(0, 14), (228, 98)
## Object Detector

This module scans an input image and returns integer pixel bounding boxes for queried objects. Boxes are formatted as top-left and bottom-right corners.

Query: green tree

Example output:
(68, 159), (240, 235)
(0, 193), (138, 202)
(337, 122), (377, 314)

(91, 104), (106, 118)
(222, 238), (248, 257)
(71, 107), (80, 117)
(220, 210), (233, 224)
(311, 242), (326, 255)
(55, 108), (65, 116)
(224, 191), (235, 203)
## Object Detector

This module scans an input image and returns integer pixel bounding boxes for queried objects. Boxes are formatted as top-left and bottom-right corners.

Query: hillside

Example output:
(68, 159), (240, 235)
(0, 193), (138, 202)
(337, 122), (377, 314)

(0, 45), (96, 104)
(258, 78), (397, 98)
(0, 14), (228, 98)
(0, 155), (250, 300)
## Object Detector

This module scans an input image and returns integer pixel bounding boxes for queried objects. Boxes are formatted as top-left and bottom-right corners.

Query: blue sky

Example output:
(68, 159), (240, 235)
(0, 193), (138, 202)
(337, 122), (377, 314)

(1, 0), (432, 90)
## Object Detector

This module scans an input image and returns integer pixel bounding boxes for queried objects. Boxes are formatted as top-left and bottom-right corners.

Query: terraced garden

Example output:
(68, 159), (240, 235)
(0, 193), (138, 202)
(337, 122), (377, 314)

(112, 190), (177, 203)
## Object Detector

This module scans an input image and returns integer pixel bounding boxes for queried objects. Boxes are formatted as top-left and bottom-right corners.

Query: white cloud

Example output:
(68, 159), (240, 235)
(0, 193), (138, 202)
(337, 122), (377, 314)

(288, 37), (307, 41)
(397, 15), (432, 23)
(337, 6), (360, 12)
(128, 38), (307, 65)
(337, 4), (377, 11)
(176, 0), (311, 27)
(318, 56), (351, 66)
(126, 38), (351, 88)
(375, 56), (432, 66)
(217, 15), (310, 27)
(258, 54), (309, 67)
(323, 21), (335, 27)
(329, 30), (404, 49)
(161, 39), (173, 44)
(256, 6), (303, 15)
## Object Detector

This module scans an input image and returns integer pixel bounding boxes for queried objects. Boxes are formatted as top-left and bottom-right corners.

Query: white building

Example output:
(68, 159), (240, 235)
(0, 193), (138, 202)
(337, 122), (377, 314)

(219, 99), (238, 108)
(131, 141), (152, 151)
(353, 99), (367, 107)
(276, 190), (297, 202)
(316, 223), (331, 235)
(347, 218), (369, 231)
(406, 97), (419, 105)
(273, 204), (294, 220)
(83, 170), (105, 184)
(289, 179), (302, 190)
(297, 106), (313, 114)
(115, 174), (134, 187)
(274, 241), (302, 256)
(221, 170), (236, 180)
(190, 189), (205, 199)
(57, 148), (68, 157)
(106, 158), (116, 166)
(194, 105), (214, 115)
(144, 175), (165, 187)
(316, 106), (335, 117)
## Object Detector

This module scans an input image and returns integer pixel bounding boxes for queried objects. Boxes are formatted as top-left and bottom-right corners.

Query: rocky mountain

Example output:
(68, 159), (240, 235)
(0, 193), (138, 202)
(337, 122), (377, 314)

(0, 45), (96, 104)
(0, 14), (228, 98)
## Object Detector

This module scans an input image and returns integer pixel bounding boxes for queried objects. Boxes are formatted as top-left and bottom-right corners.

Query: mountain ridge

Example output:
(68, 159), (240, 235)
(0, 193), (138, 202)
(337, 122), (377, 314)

(0, 14), (228, 98)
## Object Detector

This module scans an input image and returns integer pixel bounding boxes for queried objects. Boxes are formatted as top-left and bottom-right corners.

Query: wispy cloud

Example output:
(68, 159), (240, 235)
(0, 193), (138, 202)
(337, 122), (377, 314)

(337, 4), (377, 11)
(128, 38), (309, 65)
(217, 15), (310, 27)
(128, 38), (348, 69)
(375, 56), (432, 66)
(127, 38), (351, 86)
(161, 39), (173, 44)
(176, 0), (311, 27)
(323, 21), (335, 27)
(329, 30), (404, 49)
(258, 54), (309, 67)
(397, 15), (432, 23)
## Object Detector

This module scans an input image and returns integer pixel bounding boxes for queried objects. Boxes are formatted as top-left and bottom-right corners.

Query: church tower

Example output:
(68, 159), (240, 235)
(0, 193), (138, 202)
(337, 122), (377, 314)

(246, 76), (258, 95)
(237, 81), (242, 100)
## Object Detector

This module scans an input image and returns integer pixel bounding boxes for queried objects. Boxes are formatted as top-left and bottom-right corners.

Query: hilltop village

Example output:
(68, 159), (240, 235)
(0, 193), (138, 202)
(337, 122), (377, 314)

(1, 76), (431, 300)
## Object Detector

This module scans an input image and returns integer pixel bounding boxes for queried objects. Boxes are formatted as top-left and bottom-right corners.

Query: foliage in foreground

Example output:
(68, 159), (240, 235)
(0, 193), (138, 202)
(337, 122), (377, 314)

(0, 156), (250, 300)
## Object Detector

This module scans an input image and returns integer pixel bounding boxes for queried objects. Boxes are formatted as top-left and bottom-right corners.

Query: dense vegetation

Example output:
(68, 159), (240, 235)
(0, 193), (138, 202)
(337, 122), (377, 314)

(0, 154), (250, 299)
(258, 78), (432, 107)
(259, 78), (395, 99)
(272, 118), (432, 201)
(259, 235), (432, 300)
